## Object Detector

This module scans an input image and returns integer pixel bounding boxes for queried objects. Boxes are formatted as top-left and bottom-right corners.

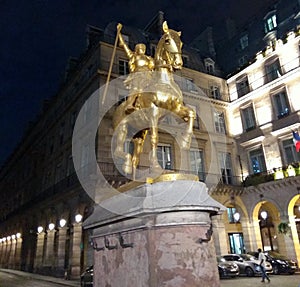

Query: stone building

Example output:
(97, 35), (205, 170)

(1, 1), (300, 279)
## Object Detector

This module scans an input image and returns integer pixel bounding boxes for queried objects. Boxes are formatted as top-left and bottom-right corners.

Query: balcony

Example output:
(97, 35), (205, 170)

(243, 162), (300, 187)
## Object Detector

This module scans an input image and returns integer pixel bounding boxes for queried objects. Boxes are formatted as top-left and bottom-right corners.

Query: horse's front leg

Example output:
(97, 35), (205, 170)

(132, 130), (148, 180)
(149, 107), (161, 171)
(180, 108), (195, 150)
(114, 123), (132, 174)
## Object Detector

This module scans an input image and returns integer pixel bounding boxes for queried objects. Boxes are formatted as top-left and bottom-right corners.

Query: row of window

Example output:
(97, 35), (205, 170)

(249, 139), (300, 174)
(240, 88), (290, 132)
(236, 57), (283, 98)
(122, 142), (234, 184)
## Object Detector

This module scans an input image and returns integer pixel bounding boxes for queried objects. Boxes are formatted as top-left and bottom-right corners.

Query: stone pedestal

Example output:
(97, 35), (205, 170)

(84, 180), (225, 287)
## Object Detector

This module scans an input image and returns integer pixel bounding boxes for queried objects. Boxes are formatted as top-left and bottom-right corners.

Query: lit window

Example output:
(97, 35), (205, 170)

(236, 76), (250, 98)
(241, 105), (256, 131)
(249, 148), (266, 174)
(264, 14), (277, 33)
(265, 59), (281, 82)
(119, 60), (129, 75)
(218, 152), (233, 184)
(240, 34), (248, 50)
(214, 111), (226, 134)
(273, 90), (289, 119)
(190, 149), (205, 181)
(157, 144), (172, 170)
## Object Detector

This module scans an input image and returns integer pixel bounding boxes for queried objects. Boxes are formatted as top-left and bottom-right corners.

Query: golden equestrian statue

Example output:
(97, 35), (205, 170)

(112, 21), (195, 180)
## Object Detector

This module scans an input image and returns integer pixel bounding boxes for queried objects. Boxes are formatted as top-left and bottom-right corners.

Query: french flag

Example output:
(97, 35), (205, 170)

(293, 131), (300, 152)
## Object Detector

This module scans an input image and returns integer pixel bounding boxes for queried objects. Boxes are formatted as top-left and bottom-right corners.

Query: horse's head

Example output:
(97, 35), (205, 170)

(155, 21), (183, 70)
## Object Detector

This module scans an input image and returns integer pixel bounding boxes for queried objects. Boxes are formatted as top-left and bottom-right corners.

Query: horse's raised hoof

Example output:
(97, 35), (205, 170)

(123, 154), (133, 174)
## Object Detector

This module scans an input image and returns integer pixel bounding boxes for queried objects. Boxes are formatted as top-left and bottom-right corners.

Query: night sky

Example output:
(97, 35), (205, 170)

(0, 0), (275, 166)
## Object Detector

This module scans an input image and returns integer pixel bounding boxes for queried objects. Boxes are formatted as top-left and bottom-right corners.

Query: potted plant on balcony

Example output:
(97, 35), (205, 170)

(292, 162), (300, 175)
(277, 222), (290, 235)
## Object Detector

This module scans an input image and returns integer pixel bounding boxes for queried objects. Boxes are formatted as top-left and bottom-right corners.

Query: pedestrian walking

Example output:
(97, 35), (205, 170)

(258, 248), (270, 283)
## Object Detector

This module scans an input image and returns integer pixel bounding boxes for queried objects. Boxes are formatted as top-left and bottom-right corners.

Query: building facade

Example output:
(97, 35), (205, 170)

(1, 2), (300, 278)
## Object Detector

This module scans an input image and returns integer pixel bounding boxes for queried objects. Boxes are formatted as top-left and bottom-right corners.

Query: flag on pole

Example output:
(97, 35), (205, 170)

(292, 131), (300, 152)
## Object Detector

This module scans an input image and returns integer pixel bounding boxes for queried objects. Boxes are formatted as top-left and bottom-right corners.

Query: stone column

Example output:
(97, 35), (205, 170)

(56, 227), (67, 275)
(70, 223), (82, 278)
(212, 214), (228, 255)
(5, 239), (11, 268)
(289, 214), (300, 264)
(45, 229), (56, 269)
(240, 218), (254, 252)
(34, 232), (45, 272)
(0, 241), (5, 267)
(0, 242), (3, 267)
(251, 219), (262, 249)
(9, 238), (16, 268)
(276, 216), (298, 260)
(15, 237), (22, 269)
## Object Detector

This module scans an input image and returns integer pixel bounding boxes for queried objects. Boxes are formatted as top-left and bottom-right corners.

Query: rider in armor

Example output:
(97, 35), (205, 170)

(117, 23), (155, 112)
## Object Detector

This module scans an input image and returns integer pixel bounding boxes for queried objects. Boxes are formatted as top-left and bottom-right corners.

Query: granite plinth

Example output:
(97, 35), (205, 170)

(84, 180), (225, 287)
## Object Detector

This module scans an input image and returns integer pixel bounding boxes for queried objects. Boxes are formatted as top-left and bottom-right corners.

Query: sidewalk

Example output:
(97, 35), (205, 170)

(0, 268), (80, 286)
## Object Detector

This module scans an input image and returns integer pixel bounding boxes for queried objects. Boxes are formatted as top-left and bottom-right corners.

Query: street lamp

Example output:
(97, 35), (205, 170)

(37, 226), (43, 233)
(16, 233), (21, 239)
(11, 234), (16, 240)
(59, 218), (67, 228)
(233, 211), (241, 222)
(75, 213), (83, 223)
(48, 223), (55, 231)
(261, 210), (268, 220)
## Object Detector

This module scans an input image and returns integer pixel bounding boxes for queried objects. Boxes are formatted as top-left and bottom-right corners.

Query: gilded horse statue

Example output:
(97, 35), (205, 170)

(112, 21), (195, 180)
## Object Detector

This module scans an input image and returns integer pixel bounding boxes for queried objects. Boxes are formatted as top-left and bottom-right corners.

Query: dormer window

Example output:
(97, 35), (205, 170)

(264, 12), (277, 34)
(204, 58), (215, 74)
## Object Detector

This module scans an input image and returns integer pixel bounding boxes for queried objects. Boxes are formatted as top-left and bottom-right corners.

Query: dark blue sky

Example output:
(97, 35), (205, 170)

(0, 0), (274, 166)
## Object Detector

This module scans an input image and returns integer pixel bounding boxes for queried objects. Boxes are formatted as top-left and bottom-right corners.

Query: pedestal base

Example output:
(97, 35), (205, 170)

(84, 180), (225, 287)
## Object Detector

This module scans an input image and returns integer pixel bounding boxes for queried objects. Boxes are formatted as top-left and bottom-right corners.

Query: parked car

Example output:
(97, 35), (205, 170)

(249, 251), (297, 275)
(217, 256), (239, 278)
(80, 266), (93, 287)
(221, 254), (272, 277)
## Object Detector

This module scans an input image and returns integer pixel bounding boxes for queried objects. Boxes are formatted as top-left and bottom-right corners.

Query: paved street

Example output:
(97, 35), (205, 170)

(0, 269), (79, 287)
(220, 274), (300, 287)
(1, 269), (300, 286)
(0, 271), (66, 287)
